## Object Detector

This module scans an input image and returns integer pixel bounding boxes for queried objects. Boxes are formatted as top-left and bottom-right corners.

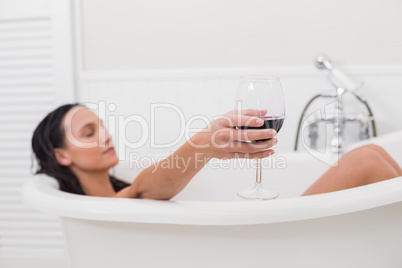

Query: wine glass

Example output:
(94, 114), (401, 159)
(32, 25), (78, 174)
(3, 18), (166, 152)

(235, 76), (285, 200)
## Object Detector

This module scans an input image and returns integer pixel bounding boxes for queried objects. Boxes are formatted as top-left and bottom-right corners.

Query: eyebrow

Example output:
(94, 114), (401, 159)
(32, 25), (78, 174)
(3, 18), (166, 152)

(79, 120), (104, 133)
(79, 123), (95, 133)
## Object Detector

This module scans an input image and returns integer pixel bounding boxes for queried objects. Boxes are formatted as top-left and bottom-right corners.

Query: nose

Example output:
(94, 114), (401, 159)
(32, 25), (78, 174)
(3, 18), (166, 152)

(99, 126), (113, 147)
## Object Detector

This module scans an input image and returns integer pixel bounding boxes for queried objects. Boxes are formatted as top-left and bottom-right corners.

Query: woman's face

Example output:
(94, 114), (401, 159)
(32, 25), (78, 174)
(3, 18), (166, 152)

(58, 106), (119, 172)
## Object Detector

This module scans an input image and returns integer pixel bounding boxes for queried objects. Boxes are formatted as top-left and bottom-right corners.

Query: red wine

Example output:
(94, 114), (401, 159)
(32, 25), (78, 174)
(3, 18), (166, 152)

(239, 116), (284, 142)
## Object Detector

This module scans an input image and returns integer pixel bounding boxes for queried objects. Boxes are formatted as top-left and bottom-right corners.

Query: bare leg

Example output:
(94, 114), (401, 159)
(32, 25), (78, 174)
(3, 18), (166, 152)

(359, 144), (402, 176)
(303, 145), (401, 196)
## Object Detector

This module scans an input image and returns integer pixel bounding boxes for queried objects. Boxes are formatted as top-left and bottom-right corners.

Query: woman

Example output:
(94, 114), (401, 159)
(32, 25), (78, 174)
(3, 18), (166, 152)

(32, 103), (401, 199)
(32, 103), (277, 199)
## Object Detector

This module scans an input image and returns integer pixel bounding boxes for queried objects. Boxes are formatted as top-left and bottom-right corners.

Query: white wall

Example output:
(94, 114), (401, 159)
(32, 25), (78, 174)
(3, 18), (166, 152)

(76, 0), (402, 181)
(79, 67), (402, 181)
(80, 0), (402, 70)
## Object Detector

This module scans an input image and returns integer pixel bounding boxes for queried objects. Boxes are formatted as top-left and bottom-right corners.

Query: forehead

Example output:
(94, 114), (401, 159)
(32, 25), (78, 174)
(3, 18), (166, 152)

(63, 107), (99, 130)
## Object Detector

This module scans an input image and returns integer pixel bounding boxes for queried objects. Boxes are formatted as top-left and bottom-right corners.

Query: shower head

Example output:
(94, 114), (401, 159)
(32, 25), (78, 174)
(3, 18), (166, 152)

(314, 54), (359, 92)
(314, 54), (333, 70)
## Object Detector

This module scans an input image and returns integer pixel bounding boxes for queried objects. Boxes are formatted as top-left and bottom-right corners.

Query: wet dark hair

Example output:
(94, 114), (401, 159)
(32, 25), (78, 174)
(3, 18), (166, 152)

(31, 103), (129, 195)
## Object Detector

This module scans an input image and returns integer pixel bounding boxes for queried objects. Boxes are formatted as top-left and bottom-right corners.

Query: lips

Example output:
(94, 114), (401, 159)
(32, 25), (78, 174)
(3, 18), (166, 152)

(103, 147), (115, 154)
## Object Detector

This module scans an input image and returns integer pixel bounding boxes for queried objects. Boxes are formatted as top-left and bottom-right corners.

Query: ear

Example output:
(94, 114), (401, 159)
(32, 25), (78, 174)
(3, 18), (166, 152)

(54, 148), (72, 166)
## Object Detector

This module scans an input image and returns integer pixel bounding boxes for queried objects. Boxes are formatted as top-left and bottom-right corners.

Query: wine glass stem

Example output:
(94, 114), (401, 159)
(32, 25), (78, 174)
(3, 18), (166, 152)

(256, 159), (262, 184)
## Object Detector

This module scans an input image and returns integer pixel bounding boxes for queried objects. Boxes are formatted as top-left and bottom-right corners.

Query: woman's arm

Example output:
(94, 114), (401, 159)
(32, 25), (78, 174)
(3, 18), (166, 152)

(114, 137), (209, 199)
(114, 110), (277, 200)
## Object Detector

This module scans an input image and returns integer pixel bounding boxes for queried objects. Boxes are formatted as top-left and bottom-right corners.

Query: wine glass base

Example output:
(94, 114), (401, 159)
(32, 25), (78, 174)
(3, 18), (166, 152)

(237, 183), (279, 200)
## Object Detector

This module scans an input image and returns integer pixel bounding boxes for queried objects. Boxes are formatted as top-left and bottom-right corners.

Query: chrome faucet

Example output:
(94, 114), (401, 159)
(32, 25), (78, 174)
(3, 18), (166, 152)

(294, 55), (377, 153)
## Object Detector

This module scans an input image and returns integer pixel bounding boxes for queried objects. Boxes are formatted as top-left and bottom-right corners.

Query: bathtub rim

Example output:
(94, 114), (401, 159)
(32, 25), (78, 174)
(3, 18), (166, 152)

(22, 174), (402, 226)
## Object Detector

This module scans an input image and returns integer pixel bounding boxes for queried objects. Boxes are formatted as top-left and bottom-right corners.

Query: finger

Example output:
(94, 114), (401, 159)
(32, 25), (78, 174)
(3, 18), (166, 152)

(240, 109), (267, 117)
(227, 149), (275, 159)
(220, 114), (264, 128)
(225, 139), (278, 154)
(232, 128), (277, 142)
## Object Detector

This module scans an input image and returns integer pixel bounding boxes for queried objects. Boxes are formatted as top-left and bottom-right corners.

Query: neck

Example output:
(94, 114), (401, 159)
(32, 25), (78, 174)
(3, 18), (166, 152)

(71, 167), (115, 197)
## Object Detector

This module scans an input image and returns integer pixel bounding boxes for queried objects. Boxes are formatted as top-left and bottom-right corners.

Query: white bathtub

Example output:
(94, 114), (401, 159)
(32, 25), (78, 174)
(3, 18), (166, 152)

(22, 130), (402, 268)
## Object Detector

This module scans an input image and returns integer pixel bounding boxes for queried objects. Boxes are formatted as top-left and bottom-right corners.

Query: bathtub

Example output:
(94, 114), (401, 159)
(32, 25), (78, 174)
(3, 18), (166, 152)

(22, 130), (402, 268)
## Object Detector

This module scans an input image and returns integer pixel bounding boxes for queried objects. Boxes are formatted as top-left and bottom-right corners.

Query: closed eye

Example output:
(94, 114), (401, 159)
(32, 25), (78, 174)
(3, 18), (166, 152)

(85, 130), (95, 137)
(80, 123), (97, 138)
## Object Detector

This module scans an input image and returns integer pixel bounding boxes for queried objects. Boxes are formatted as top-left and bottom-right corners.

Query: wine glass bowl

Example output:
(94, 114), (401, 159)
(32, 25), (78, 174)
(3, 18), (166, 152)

(235, 76), (285, 200)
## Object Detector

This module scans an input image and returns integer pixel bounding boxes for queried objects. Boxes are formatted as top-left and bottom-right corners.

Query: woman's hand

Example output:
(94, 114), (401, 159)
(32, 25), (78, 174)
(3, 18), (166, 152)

(119, 109), (278, 200)
(190, 110), (277, 160)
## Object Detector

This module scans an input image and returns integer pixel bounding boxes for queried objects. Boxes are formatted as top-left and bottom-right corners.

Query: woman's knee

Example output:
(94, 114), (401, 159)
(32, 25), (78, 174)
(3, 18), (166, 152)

(349, 147), (382, 166)
(357, 148), (399, 182)
(355, 143), (384, 154)
(364, 143), (386, 153)
(357, 144), (402, 176)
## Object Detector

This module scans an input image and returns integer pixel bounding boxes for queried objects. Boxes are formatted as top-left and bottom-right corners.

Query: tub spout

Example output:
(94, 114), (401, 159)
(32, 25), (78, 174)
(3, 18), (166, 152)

(294, 55), (377, 152)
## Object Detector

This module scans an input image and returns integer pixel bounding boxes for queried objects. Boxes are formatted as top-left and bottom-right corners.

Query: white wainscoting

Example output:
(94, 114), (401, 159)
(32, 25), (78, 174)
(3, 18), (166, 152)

(78, 66), (402, 180)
